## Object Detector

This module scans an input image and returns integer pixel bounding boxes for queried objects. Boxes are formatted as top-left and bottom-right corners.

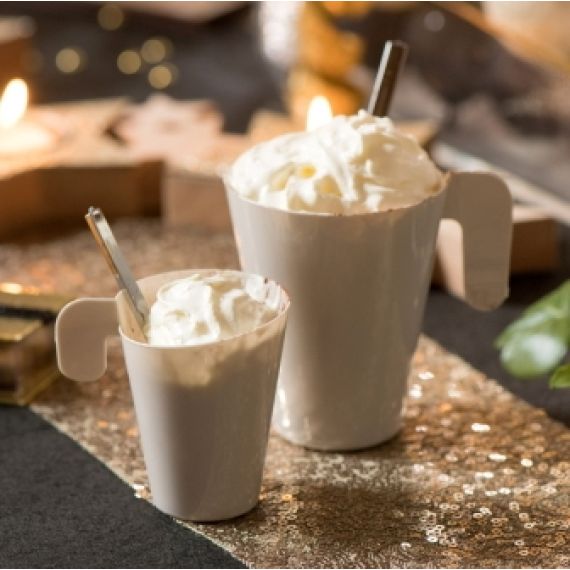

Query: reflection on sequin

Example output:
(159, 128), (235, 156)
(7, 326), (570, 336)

(475, 471), (494, 480)
(410, 384), (423, 399)
(133, 482), (149, 499)
(488, 452), (507, 462)
(418, 371), (434, 381)
(126, 427), (138, 438)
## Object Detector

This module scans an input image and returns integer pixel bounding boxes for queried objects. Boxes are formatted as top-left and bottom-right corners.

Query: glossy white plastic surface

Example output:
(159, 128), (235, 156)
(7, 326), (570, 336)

(56, 269), (290, 521)
(226, 172), (512, 451)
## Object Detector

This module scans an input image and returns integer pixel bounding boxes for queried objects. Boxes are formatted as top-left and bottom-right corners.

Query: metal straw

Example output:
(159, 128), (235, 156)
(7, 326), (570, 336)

(85, 207), (149, 335)
(367, 40), (409, 117)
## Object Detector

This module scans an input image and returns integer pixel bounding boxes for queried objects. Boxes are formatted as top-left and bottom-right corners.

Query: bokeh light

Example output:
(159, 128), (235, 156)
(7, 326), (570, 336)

(117, 50), (142, 74)
(55, 47), (86, 74)
(140, 37), (173, 64)
(97, 4), (125, 31)
(148, 63), (178, 89)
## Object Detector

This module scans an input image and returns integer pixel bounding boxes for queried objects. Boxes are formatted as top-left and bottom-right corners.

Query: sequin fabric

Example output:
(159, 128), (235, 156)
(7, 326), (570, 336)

(1, 219), (568, 569)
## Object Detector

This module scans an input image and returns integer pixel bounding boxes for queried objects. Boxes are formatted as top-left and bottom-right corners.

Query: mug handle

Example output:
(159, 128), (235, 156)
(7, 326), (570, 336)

(438, 171), (512, 310)
(55, 298), (118, 382)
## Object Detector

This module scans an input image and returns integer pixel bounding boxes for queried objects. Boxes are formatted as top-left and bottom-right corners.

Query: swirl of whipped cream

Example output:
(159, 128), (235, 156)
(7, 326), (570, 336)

(145, 272), (279, 346)
(228, 111), (442, 214)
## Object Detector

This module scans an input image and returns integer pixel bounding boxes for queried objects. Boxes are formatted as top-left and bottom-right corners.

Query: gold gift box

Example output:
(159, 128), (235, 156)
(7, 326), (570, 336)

(0, 283), (72, 405)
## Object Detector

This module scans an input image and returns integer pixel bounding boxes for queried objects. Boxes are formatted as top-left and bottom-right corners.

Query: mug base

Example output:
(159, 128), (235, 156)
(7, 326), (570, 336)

(272, 422), (402, 452)
(152, 497), (259, 523)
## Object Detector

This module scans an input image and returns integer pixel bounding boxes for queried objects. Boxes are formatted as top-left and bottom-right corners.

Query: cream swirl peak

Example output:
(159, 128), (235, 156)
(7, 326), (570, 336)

(145, 272), (279, 346)
(229, 111), (442, 214)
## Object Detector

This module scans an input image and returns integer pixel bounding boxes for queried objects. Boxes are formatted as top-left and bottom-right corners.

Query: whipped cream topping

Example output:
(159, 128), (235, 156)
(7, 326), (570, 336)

(145, 272), (280, 346)
(229, 111), (442, 214)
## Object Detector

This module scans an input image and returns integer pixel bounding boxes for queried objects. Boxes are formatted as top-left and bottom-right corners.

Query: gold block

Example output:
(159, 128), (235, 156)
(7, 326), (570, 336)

(0, 283), (73, 405)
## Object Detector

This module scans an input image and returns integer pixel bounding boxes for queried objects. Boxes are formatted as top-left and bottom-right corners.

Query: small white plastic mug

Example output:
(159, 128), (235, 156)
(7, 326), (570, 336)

(56, 269), (290, 521)
(226, 172), (512, 451)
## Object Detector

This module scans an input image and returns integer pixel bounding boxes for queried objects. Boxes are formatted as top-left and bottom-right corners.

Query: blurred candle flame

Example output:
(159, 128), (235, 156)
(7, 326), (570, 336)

(306, 95), (333, 131)
(0, 79), (28, 129)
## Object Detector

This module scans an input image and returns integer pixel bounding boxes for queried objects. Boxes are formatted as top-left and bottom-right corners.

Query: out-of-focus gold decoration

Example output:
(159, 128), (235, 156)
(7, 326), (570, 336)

(297, 2), (364, 79)
(321, 1), (375, 17)
(323, 1), (417, 16)
(288, 2), (374, 123)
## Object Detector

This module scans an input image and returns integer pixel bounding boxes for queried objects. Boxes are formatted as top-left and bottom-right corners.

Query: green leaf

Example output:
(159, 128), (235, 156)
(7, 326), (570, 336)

(496, 280), (570, 379)
(549, 364), (570, 389)
(500, 333), (567, 377)
(495, 307), (568, 349)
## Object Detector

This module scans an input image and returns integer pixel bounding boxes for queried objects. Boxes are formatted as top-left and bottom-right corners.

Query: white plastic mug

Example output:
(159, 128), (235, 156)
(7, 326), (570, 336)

(226, 172), (512, 451)
(55, 269), (290, 521)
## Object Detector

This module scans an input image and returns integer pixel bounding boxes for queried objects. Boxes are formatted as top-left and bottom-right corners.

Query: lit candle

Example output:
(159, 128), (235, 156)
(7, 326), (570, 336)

(305, 95), (333, 131)
(0, 79), (55, 155)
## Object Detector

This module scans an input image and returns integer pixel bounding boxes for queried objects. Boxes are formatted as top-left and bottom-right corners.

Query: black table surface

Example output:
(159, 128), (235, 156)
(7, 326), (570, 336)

(1, 4), (568, 568)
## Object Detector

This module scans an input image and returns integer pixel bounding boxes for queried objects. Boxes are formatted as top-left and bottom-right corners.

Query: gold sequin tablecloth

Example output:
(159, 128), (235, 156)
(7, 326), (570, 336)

(1, 220), (568, 569)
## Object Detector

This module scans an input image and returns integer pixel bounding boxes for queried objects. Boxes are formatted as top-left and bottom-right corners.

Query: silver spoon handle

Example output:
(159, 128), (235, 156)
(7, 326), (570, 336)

(85, 207), (149, 333)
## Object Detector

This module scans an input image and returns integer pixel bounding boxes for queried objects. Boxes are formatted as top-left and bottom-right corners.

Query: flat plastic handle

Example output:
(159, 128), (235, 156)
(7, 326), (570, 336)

(55, 298), (118, 381)
(441, 171), (513, 310)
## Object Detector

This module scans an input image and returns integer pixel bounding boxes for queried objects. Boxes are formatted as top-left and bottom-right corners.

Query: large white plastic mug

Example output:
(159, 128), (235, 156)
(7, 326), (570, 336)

(226, 172), (512, 451)
(55, 269), (290, 521)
